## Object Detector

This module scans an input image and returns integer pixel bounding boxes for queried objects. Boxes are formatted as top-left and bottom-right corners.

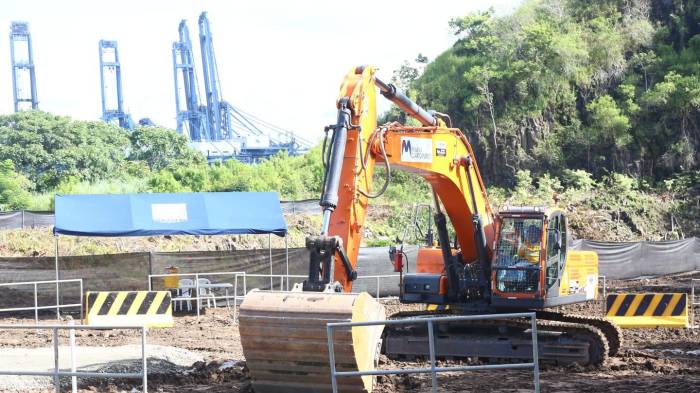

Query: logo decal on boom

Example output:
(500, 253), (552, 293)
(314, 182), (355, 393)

(400, 137), (432, 163)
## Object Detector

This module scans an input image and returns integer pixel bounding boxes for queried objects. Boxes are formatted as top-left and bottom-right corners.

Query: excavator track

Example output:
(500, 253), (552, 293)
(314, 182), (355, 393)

(383, 309), (610, 366)
(536, 310), (623, 356)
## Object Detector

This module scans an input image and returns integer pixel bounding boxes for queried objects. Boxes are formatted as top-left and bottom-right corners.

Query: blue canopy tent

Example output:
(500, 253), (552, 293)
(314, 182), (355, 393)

(51, 192), (288, 317)
(54, 192), (287, 237)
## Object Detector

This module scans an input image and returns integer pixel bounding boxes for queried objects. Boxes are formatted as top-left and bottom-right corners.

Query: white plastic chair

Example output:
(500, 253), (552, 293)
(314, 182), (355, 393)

(174, 278), (193, 312)
(197, 278), (217, 308)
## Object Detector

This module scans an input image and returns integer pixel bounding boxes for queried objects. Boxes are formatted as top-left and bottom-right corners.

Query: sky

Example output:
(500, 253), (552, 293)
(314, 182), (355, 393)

(0, 0), (521, 142)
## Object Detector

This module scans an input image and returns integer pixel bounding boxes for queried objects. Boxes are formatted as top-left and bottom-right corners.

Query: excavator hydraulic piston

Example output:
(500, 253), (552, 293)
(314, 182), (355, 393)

(373, 76), (437, 127)
(319, 98), (352, 234)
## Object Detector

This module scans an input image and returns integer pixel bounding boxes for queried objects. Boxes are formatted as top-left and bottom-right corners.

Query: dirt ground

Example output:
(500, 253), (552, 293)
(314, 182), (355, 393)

(0, 272), (698, 393)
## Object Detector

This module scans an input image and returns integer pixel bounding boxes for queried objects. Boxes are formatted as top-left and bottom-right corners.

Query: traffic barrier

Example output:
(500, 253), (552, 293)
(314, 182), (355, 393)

(85, 291), (173, 328)
(606, 293), (689, 328)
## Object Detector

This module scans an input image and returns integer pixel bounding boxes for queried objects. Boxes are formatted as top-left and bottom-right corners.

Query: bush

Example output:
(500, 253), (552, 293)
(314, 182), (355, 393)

(0, 160), (31, 210)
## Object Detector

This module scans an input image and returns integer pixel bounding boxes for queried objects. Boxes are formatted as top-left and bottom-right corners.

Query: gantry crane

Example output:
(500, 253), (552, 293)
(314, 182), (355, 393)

(99, 40), (134, 129)
(9, 22), (39, 112)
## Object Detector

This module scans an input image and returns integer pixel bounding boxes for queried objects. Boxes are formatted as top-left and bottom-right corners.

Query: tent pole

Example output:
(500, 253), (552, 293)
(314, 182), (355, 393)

(54, 235), (60, 320)
(285, 235), (289, 291)
(269, 234), (273, 289)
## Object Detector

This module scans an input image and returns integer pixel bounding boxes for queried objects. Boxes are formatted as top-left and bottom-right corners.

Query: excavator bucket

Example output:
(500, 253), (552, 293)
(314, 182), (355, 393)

(239, 290), (386, 393)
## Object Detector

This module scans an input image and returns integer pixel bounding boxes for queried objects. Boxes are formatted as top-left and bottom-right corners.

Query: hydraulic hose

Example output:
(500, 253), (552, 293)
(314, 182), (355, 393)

(357, 128), (391, 199)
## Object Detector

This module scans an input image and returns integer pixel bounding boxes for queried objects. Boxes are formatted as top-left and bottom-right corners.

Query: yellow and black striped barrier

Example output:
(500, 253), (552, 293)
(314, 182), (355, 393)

(85, 291), (173, 328)
(606, 293), (689, 328)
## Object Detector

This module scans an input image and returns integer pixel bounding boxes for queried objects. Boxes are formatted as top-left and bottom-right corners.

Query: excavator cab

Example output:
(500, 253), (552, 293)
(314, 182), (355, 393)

(492, 209), (547, 295)
(491, 207), (598, 309)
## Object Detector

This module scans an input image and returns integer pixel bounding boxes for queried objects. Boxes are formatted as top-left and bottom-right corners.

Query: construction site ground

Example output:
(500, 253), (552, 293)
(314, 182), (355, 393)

(0, 272), (698, 393)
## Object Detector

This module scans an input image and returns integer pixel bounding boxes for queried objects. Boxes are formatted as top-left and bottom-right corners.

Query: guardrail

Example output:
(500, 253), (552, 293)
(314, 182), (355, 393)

(0, 279), (83, 323)
(326, 312), (540, 393)
(0, 323), (148, 393)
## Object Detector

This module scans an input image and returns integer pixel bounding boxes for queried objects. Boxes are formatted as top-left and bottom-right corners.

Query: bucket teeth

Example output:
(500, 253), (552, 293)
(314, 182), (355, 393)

(239, 290), (385, 393)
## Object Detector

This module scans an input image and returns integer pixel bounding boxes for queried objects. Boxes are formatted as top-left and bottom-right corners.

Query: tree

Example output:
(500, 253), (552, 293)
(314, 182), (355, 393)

(128, 126), (204, 171)
(0, 160), (31, 211)
(410, 0), (700, 183)
(0, 111), (131, 191)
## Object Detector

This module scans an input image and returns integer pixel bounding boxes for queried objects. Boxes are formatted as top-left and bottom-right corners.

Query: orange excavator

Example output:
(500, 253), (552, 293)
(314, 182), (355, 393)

(239, 66), (622, 393)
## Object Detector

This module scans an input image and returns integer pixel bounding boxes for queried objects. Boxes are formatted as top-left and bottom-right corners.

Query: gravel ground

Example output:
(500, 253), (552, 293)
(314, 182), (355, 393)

(0, 272), (698, 392)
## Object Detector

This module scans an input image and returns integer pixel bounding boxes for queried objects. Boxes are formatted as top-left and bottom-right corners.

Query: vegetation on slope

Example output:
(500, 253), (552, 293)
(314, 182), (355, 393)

(410, 0), (700, 185)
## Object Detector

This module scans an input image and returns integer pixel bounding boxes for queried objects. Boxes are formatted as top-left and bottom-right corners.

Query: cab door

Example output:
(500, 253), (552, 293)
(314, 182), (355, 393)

(544, 212), (565, 291)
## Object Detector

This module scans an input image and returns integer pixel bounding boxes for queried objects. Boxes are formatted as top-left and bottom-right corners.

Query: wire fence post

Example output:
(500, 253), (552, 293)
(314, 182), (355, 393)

(142, 326), (148, 393)
(692, 280), (695, 329)
(53, 328), (60, 392)
(233, 273), (239, 322)
(33, 282), (39, 325)
(599, 275), (607, 313)
(268, 234), (273, 290)
(195, 273), (201, 319)
(531, 314), (540, 393)
(69, 319), (77, 393)
(285, 235), (289, 291)
(427, 320), (437, 393)
(79, 280), (84, 324)
(54, 236), (60, 320)
(326, 324), (338, 393)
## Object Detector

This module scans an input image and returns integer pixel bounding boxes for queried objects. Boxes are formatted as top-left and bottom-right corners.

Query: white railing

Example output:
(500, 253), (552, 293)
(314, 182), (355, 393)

(326, 312), (540, 393)
(236, 273), (306, 294)
(147, 272), (402, 321)
(0, 279), (83, 323)
(354, 274), (400, 300)
(233, 273), (401, 300)
(0, 323), (148, 393)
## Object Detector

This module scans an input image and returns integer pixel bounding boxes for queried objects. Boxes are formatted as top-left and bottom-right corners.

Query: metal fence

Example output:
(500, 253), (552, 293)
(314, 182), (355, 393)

(0, 279), (83, 323)
(326, 312), (540, 393)
(0, 323), (148, 393)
